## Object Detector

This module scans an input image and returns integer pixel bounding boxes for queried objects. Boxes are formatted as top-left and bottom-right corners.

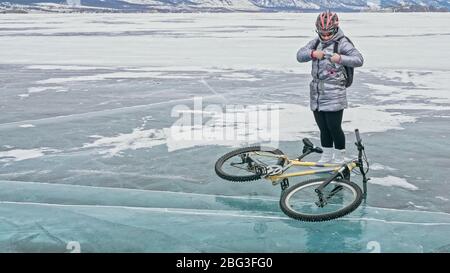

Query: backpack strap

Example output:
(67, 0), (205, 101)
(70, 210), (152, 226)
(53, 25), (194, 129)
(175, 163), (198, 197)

(313, 39), (320, 50)
(334, 36), (354, 54)
(333, 36), (355, 88)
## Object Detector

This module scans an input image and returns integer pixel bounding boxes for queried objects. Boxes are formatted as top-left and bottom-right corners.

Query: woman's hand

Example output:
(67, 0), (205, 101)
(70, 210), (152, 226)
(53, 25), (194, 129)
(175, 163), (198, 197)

(312, 50), (325, 59)
(330, 53), (341, 63)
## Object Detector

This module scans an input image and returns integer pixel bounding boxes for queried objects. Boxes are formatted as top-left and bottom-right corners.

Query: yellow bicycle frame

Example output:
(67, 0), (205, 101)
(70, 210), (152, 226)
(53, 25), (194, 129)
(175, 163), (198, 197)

(253, 152), (357, 184)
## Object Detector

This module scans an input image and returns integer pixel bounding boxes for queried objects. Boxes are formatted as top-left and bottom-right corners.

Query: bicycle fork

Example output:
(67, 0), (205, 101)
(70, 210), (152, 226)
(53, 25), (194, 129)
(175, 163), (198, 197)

(315, 165), (347, 193)
(362, 174), (369, 200)
(315, 184), (343, 208)
(314, 165), (348, 207)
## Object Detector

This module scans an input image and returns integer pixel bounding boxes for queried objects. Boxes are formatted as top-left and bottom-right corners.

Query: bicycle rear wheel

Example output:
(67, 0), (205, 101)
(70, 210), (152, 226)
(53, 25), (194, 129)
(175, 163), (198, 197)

(280, 178), (363, 222)
(215, 146), (285, 182)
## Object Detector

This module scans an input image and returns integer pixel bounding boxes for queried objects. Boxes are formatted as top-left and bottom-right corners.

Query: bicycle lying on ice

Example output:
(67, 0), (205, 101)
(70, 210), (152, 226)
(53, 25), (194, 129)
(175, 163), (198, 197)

(215, 129), (370, 222)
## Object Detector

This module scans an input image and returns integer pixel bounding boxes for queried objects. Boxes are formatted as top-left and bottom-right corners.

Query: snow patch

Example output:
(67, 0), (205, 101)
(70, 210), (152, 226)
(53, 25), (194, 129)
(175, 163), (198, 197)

(28, 86), (66, 93)
(370, 176), (418, 191)
(27, 65), (110, 71)
(82, 128), (167, 157)
(370, 163), (398, 171)
(37, 71), (198, 84)
(19, 124), (35, 128)
(0, 148), (59, 162)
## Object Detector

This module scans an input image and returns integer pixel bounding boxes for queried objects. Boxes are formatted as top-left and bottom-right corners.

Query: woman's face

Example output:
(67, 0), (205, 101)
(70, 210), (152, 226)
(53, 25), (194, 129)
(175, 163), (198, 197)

(320, 32), (333, 41)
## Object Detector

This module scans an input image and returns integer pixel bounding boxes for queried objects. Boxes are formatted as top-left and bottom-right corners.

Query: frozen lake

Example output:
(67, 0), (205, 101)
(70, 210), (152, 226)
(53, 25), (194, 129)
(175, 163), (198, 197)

(0, 12), (450, 253)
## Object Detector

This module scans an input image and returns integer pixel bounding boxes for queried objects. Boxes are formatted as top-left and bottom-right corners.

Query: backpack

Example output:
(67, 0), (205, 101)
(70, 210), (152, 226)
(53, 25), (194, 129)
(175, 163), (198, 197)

(313, 36), (354, 88)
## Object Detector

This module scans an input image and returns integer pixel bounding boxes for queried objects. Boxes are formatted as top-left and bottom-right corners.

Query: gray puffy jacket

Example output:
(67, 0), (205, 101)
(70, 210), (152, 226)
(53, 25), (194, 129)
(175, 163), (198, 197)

(297, 28), (364, 112)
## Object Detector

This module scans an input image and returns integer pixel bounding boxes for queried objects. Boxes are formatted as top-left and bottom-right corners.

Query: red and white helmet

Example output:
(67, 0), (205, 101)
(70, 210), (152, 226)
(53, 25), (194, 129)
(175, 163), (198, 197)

(315, 10), (339, 37)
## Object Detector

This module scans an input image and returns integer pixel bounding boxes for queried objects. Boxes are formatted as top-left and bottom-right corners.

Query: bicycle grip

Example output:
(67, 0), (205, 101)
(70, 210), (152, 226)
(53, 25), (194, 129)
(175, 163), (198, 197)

(355, 129), (361, 143)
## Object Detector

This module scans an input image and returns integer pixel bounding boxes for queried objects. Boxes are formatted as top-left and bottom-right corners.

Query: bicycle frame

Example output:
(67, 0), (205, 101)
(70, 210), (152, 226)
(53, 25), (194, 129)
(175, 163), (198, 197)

(253, 151), (357, 185)
(269, 159), (357, 183)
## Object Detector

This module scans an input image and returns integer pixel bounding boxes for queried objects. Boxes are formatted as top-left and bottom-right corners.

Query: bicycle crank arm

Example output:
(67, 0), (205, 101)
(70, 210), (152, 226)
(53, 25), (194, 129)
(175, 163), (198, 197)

(315, 191), (327, 208)
(314, 185), (343, 208)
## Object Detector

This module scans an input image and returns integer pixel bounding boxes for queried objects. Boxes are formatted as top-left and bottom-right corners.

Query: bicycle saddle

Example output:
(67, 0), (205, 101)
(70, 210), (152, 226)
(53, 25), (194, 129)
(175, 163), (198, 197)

(302, 138), (314, 148)
(302, 138), (323, 154)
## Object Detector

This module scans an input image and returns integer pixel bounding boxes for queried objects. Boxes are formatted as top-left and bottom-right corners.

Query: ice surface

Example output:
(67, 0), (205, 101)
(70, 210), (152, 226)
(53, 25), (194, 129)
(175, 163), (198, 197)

(0, 13), (448, 71)
(1, 180), (450, 253)
(0, 13), (449, 252)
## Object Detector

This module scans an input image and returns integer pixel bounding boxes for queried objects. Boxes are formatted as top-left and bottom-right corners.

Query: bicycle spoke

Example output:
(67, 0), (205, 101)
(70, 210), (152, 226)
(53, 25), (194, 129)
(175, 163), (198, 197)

(253, 151), (284, 159)
(230, 163), (257, 173)
(248, 156), (269, 167)
(285, 181), (357, 216)
(221, 151), (281, 177)
(327, 185), (343, 199)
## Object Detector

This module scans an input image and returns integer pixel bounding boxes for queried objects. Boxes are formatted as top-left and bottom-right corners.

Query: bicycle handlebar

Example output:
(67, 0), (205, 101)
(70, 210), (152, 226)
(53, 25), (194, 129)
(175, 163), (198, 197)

(355, 129), (361, 144)
(354, 128), (369, 178)
(354, 129), (364, 163)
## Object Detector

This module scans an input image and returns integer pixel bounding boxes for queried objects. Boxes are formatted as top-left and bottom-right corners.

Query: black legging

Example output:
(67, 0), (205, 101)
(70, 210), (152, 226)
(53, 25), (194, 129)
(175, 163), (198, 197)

(313, 110), (345, 150)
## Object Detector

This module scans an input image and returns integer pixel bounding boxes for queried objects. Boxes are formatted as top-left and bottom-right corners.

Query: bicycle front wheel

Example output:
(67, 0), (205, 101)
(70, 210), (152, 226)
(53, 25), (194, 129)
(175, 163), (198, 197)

(280, 178), (363, 222)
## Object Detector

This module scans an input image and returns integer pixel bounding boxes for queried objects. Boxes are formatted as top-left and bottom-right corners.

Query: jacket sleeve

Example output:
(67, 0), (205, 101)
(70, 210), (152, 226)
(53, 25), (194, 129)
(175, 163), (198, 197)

(338, 39), (364, 68)
(297, 38), (319, 63)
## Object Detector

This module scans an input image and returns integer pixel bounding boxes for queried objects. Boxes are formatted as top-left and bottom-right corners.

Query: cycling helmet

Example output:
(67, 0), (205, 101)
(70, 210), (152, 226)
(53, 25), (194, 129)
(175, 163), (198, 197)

(315, 11), (339, 37)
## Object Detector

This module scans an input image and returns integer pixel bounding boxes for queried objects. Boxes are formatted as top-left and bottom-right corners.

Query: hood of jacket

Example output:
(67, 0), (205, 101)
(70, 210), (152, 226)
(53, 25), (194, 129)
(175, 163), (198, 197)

(319, 28), (345, 45)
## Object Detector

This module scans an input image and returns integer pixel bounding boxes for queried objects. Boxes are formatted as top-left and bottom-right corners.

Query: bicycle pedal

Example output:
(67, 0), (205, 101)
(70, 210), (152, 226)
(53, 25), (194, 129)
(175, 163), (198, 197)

(280, 179), (289, 191)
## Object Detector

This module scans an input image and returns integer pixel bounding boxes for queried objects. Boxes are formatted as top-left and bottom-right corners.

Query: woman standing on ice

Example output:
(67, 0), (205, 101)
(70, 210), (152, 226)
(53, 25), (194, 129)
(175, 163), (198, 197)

(297, 11), (364, 164)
